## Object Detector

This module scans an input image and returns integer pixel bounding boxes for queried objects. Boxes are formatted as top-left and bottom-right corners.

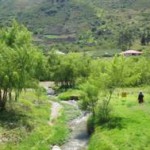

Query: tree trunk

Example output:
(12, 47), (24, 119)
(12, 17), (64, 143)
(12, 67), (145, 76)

(0, 100), (6, 111)
(15, 90), (20, 101)
(0, 89), (8, 111)
(9, 90), (12, 102)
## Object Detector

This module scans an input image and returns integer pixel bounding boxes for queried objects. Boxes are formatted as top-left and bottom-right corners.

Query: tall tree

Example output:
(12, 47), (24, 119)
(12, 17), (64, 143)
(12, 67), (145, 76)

(0, 21), (41, 110)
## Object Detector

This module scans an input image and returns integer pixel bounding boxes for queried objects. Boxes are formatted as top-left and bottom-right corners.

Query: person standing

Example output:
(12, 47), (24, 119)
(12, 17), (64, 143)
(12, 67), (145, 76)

(138, 92), (144, 103)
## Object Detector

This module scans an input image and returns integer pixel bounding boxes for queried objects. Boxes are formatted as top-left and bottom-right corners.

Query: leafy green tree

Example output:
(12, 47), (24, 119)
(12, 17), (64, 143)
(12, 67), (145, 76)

(0, 21), (41, 110)
(80, 56), (130, 123)
(47, 52), (91, 88)
(140, 28), (150, 45)
(117, 26), (137, 50)
(80, 82), (99, 116)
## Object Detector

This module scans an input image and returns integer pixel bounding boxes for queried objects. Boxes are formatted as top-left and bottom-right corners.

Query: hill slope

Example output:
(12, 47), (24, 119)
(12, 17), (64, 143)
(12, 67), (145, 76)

(0, 0), (97, 34)
(0, 0), (150, 51)
(0, 0), (149, 34)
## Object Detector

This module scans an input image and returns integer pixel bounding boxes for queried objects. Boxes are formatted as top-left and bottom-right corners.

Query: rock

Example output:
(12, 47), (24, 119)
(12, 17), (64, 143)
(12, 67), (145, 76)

(47, 88), (55, 95)
(52, 145), (61, 150)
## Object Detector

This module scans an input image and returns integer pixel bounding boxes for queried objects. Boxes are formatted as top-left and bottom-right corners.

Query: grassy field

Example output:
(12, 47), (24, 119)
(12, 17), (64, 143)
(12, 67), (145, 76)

(44, 34), (75, 39)
(88, 87), (150, 150)
(0, 90), (69, 150)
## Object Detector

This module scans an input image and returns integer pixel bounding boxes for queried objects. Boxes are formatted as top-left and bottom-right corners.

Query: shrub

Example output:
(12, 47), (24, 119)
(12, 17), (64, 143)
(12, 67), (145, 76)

(58, 89), (82, 101)
(95, 100), (112, 124)
(87, 115), (95, 135)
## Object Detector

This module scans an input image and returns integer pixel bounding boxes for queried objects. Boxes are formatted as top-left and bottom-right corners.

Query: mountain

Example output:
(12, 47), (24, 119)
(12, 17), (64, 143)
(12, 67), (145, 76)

(0, 0), (150, 52)
(0, 0), (97, 34)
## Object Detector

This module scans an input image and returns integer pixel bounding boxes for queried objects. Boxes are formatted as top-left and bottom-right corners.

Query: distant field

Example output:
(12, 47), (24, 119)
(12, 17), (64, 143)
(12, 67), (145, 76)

(88, 87), (150, 150)
(44, 34), (76, 39)
(87, 49), (121, 57)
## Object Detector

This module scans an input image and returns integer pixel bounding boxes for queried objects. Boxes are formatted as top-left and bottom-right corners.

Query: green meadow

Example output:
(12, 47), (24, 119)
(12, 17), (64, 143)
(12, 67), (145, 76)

(88, 87), (150, 150)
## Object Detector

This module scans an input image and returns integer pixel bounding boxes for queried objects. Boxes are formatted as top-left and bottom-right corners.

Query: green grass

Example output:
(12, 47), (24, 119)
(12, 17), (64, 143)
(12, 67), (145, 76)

(44, 34), (75, 39)
(0, 90), (69, 150)
(58, 89), (83, 101)
(88, 87), (150, 150)
(60, 102), (81, 121)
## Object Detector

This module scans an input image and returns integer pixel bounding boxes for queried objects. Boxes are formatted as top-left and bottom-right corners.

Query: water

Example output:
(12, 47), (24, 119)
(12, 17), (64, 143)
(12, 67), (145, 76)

(50, 99), (90, 150)
(61, 112), (89, 150)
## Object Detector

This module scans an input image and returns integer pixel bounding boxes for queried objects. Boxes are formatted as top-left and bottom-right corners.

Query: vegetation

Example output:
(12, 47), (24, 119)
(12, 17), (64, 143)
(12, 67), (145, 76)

(0, 21), (44, 110)
(47, 51), (91, 88)
(58, 89), (83, 101)
(1, 0), (150, 149)
(88, 88), (150, 150)
(0, 21), (70, 149)
(0, 90), (69, 150)
(0, 0), (150, 55)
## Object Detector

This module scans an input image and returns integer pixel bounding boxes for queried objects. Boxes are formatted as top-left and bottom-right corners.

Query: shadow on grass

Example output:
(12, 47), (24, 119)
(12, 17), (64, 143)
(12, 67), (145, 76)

(0, 109), (28, 129)
(100, 117), (126, 130)
(100, 116), (140, 130)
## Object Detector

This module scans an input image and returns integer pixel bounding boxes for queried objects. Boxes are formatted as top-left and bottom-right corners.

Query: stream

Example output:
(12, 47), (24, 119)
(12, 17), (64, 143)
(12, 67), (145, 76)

(39, 82), (89, 150)
(61, 109), (89, 150)
(52, 100), (90, 150)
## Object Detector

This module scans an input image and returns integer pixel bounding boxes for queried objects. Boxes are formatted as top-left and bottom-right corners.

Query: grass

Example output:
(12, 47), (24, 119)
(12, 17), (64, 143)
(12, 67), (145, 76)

(0, 90), (69, 150)
(60, 102), (81, 121)
(58, 89), (83, 101)
(88, 87), (150, 150)
(44, 34), (75, 39)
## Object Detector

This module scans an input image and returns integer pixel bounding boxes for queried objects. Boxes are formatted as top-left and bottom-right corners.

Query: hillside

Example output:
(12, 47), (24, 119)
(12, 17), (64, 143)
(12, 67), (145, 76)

(0, 0), (150, 53)
(0, 0), (97, 34)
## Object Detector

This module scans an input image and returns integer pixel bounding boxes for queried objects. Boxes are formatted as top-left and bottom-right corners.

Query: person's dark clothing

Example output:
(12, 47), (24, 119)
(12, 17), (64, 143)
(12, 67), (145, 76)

(138, 92), (144, 103)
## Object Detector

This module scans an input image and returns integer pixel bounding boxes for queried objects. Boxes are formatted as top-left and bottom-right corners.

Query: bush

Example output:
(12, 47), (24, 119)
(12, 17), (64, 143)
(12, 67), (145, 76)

(58, 89), (83, 101)
(87, 115), (95, 135)
(95, 100), (112, 124)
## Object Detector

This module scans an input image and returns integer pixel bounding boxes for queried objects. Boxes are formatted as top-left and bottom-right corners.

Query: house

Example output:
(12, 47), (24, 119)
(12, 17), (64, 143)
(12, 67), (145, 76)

(120, 50), (143, 56)
(56, 50), (65, 55)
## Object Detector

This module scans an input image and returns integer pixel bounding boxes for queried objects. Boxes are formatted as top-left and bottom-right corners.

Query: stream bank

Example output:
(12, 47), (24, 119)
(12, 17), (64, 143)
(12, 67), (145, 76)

(52, 101), (89, 150)
(39, 82), (90, 150)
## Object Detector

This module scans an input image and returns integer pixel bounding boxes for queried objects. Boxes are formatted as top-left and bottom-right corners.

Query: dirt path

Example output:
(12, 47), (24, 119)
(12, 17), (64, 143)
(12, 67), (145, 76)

(39, 82), (62, 125)
(49, 101), (62, 125)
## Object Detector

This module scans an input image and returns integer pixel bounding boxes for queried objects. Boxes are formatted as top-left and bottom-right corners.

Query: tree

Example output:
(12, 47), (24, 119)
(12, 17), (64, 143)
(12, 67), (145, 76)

(117, 26), (137, 51)
(80, 82), (99, 116)
(0, 21), (41, 110)
(140, 28), (150, 45)
(79, 56), (129, 123)
(47, 52), (91, 88)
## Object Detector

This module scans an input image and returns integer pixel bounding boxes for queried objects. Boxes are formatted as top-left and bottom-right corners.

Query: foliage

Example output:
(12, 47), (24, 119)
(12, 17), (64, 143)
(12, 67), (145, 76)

(88, 88), (150, 150)
(0, 21), (43, 110)
(80, 82), (99, 116)
(1, 0), (150, 54)
(34, 86), (46, 101)
(95, 100), (112, 124)
(58, 89), (83, 101)
(87, 115), (95, 135)
(0, 91), (69, 150)
(47, 52), (91, 88)
(79, 55), (150, 133)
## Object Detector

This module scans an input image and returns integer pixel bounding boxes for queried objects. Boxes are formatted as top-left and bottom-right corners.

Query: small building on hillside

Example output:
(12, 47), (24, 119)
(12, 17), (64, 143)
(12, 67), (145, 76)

(120, 50), (143, 56)
(56, 50), (65, 55)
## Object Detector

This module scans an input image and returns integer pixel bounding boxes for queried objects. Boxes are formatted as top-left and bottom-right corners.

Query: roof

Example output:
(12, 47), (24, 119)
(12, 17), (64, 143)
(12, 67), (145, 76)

(120, 50), (143, 55)
(55, 50), (65, 55)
